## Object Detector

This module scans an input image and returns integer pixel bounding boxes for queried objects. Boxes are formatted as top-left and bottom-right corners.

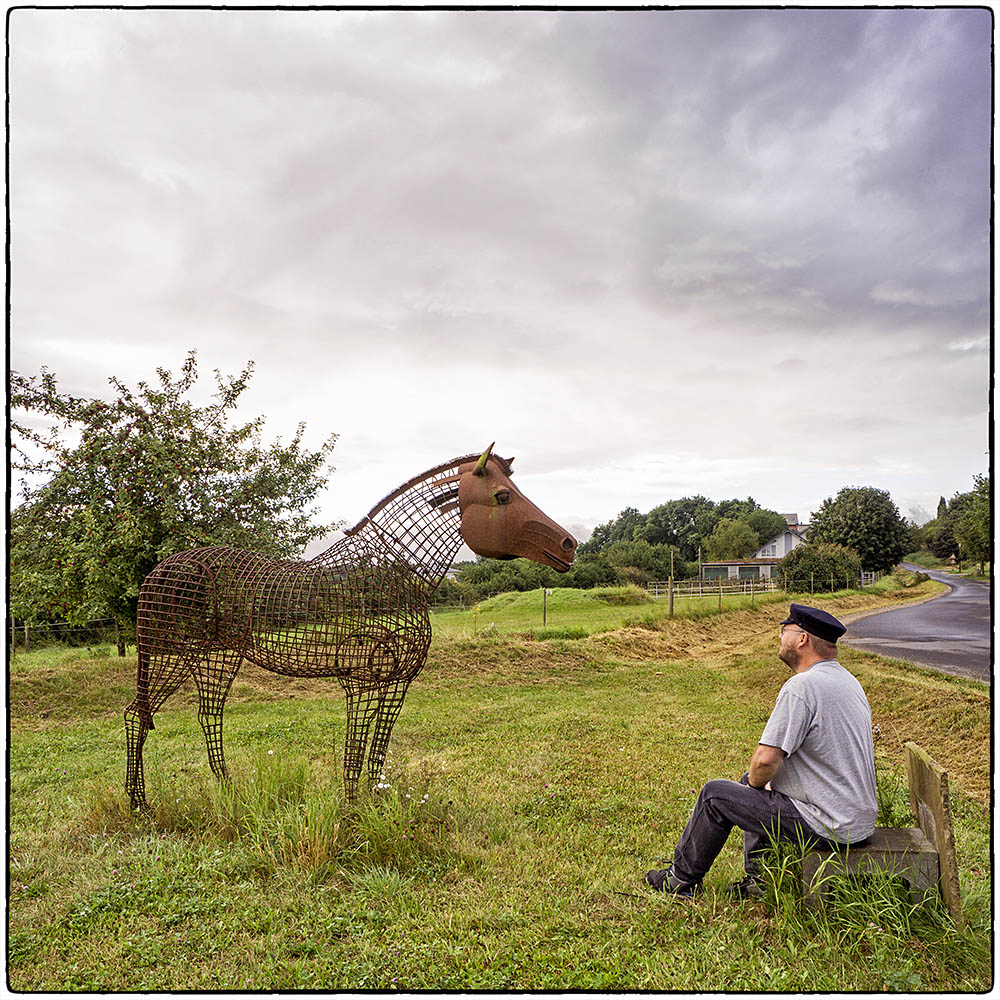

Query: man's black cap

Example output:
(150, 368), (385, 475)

(780, 603), (846, 643)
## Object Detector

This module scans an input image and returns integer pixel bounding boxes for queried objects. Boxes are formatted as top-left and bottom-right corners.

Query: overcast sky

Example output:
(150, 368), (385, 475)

(10, 7), (992, 555)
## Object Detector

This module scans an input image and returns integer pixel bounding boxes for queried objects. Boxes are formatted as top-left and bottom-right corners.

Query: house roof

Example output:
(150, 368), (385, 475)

(756, 527), (807, 548)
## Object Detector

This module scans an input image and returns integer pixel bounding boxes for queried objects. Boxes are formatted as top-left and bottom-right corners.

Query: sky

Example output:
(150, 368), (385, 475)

(9, 7), (992, 557)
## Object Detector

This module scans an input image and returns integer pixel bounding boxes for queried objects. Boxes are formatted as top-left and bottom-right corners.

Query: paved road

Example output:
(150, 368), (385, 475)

(841, 565), (991, 684)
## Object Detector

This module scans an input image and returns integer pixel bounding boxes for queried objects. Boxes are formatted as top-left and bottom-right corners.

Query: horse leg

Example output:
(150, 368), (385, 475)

(124, 707), (151, 809)
(367, 679), (411, 791)
(340, 681), (382, 802)
(124, 647), (197, 809)
(191, 649), (243, 782)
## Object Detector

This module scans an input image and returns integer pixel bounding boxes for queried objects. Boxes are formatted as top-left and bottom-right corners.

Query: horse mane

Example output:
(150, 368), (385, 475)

(343, 451), (513, 536)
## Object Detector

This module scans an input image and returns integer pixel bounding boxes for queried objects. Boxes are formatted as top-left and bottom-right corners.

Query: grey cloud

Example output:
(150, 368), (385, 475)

(9, 8), (989, 539)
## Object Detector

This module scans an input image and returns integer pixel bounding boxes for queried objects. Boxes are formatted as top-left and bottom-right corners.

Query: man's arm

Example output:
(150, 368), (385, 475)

(748, 743), (785, 789)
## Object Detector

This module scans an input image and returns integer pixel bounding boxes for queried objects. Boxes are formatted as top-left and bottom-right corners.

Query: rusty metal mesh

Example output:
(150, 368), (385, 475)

(125, 453), (485, 806)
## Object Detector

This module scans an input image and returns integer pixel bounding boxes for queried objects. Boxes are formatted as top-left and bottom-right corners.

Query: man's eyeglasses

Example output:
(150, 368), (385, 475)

(780, 625), (807, 636)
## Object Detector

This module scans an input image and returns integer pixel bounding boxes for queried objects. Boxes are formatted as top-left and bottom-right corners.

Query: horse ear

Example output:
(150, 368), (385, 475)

(474, 442), (495, 477)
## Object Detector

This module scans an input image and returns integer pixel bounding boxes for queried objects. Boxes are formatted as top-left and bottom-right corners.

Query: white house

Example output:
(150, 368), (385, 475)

(701, 514), (810, 581)
(752, 514), (809, 560)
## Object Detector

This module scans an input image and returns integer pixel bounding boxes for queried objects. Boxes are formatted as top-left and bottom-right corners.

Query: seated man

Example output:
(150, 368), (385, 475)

(646, 603), (877, 898)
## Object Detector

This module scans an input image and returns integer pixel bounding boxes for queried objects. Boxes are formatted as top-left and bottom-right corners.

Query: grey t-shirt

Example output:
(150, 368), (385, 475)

(760, 659), (877, 843)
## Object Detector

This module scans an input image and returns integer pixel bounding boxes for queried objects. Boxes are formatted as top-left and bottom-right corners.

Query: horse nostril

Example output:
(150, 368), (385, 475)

(561, 537), (576, 552)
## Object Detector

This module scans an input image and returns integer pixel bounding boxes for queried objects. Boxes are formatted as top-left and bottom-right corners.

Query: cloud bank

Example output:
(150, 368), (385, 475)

(10, 8), (991, 545)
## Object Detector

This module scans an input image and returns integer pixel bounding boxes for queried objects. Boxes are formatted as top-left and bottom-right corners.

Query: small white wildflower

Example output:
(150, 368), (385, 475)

(268, 750), (274, 756)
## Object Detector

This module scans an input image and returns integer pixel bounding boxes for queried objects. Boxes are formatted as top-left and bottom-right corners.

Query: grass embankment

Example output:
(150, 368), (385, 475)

(904, 550), (991, 583)
(8, 577), (991, 991)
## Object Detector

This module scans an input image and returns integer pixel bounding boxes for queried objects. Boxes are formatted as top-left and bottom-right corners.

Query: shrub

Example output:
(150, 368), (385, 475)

(776, 543), (862, 592)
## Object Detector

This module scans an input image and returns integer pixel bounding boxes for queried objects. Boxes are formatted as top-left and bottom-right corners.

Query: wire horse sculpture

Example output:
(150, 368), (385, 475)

(124, 445), (577, 807)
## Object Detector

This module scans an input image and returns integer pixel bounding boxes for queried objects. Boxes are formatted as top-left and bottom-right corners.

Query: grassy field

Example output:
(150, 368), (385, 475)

(8, 577), (992, 990)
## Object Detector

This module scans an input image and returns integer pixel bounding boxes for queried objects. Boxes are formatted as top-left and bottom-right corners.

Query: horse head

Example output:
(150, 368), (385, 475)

(457, 444), (577, 571)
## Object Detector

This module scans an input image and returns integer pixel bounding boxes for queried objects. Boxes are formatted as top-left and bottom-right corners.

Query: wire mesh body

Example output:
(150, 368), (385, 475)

(124, 448), (577, 806)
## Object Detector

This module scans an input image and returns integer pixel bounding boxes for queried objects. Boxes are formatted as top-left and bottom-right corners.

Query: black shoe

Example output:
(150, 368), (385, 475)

(646, 866), (702, 897)
(726, 874), (766, 900)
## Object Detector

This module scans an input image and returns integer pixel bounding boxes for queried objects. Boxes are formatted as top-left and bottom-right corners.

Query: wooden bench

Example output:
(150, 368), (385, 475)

(801, 742), (962, 926)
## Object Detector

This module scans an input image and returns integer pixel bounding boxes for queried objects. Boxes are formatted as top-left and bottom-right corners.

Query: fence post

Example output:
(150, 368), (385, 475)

(810, 572), (814, 594)
(831, 573), (834, 592)
(750, 578), (754, 605)
(116, 619), (126, 657)
(718, 576), (723, 611)
(24, 623), (30, 654)
(669, 576), (674, 618)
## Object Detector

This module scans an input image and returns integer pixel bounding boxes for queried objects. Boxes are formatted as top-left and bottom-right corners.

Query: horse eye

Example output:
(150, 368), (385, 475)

(495, 490), (511, 505)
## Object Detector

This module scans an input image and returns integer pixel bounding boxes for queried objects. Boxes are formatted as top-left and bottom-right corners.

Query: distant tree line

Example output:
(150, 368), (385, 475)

(434, 540), (688, 606)
(910, 474), (990, 573)
(581, 496), (788, 564)
(441, 483), (941, 603)
(436, 496), (790, 604)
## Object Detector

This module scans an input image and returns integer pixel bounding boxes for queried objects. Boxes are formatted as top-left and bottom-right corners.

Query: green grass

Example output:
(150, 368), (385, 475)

(904, 550), (991, 582)
(904, 550), (951, 570)
(432, 584), (789, 639)
(8, 580), (991, 990)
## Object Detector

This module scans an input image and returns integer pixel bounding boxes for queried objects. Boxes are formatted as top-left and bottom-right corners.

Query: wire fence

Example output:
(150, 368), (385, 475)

(9, 618), (121, 653)
(647, 571), (882, 599)
(647, 578), (779, 598)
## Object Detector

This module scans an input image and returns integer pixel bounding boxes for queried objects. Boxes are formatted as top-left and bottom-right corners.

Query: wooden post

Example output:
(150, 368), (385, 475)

(543, 588), (547, 625)
(718, 576), (722, 611)
(750, 577), (754, 605)
(810, 571), (814, 594)
(830, 573), (834, 592)
(668, 576), (674, 617)
(116, 618), (126, 657)
(905, 742), (963, 927)
(24, 623), (30, 654)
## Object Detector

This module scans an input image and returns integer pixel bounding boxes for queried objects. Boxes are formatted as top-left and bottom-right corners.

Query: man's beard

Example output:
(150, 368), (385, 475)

(778, 645), (799, 671)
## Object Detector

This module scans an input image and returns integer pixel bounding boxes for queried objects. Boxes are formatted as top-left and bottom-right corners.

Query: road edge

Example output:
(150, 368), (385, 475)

(839, 580), (952, 627)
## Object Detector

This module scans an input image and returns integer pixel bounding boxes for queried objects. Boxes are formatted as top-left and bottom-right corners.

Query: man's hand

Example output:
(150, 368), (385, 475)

(748, 743), (785, 789)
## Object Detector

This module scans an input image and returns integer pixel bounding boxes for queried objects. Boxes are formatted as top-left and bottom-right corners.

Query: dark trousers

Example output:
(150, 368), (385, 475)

(671, 774), (838, 884)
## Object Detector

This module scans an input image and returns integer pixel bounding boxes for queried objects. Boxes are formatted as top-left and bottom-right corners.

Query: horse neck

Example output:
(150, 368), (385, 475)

(337, 462), (468, 589)
(357, 517), (463, 590)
